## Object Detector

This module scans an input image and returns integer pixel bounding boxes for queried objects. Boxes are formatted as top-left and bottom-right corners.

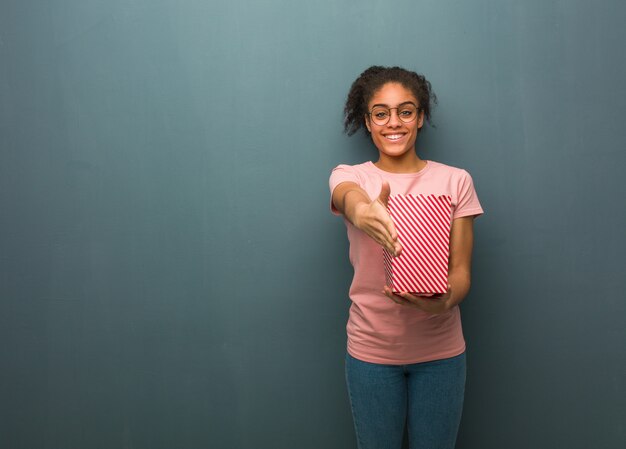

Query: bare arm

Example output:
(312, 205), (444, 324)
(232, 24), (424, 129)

(332, 181), (402, 256)
(445, 215), (475, 308)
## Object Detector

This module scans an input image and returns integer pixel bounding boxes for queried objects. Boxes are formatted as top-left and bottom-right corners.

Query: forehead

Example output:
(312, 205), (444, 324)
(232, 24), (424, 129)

(368, 82), (418, 107)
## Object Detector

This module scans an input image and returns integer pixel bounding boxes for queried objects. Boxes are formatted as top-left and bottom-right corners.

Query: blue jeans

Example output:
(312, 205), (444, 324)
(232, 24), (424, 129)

(345, 352), (466, 449)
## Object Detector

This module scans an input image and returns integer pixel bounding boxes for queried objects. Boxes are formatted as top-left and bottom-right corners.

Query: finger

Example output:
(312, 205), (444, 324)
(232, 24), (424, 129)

(371, 194), (397, 240)
(370, 223), (398, 254)
(433, 284), (451, 300)
(398, 291), (429, 303)
(383, 286), (404, 304)
(395, 291), (424, 308)
(381, 221), (402, 256)
(374, 220), (401, 255)
(372, 200), (400, 252)
(376, 181), (391, 208)
(397, 291), (416, 301)
(380, 216), (398, 242)
(366, 227), (387, 248)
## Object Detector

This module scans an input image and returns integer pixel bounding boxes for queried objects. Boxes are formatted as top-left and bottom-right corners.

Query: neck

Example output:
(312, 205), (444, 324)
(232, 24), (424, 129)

(375, 151), (425, 174)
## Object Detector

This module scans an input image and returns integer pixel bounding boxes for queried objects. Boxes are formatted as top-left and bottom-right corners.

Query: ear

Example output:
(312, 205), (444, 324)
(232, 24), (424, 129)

(417, 109), (425, 130)
(365, 114), (371, 133)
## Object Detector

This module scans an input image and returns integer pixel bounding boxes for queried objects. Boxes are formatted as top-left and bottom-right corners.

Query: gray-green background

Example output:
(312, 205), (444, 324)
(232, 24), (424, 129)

(1, 1), (625, 448)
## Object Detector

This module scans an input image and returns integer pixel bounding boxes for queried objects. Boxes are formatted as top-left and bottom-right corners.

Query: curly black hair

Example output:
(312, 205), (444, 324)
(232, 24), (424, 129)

(344, 66), (437, 136)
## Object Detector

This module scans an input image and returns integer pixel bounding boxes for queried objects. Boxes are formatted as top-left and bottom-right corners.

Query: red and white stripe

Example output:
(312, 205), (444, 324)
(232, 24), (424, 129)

(383, 194), (453, 294)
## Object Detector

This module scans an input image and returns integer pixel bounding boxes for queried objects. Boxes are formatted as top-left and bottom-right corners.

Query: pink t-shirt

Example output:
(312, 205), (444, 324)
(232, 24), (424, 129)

(329, 160), (484, 364)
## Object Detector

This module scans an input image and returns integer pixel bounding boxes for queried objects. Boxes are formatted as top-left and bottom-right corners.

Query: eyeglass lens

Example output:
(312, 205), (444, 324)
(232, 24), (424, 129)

(370, 104), (418, 126)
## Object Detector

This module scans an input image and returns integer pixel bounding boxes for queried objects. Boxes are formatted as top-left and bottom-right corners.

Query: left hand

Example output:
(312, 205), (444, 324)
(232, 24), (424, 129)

(383, 284), (453, 315)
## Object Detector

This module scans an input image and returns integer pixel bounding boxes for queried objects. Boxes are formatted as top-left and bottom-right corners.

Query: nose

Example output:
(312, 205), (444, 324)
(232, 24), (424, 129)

(387, 108), (402, 127)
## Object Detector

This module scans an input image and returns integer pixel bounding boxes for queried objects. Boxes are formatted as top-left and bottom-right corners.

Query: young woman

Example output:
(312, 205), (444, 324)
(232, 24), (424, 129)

(329, 66), (484, 449)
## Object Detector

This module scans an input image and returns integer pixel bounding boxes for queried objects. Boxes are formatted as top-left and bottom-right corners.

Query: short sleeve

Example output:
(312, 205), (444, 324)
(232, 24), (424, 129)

(329, 164), (361, 215)
(453, 170), (484, 220)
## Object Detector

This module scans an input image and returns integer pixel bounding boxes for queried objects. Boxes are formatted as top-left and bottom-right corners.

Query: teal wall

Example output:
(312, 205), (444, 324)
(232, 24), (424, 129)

(1, 1), (625, 448)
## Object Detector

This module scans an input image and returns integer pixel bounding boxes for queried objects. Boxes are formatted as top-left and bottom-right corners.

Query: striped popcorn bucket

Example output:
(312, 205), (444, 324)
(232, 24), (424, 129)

(383, 194), (453, 295)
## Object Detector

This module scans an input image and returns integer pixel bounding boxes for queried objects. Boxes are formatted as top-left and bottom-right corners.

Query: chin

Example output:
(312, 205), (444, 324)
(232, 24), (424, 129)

(381, 147), (413, 158)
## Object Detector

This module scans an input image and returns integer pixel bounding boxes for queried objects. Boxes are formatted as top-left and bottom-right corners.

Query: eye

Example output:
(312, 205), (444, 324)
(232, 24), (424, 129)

(372, 108), (389, 120)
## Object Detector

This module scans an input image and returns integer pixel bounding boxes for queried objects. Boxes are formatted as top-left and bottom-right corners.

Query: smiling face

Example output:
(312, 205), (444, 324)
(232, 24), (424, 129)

(365, 82), (425, 160)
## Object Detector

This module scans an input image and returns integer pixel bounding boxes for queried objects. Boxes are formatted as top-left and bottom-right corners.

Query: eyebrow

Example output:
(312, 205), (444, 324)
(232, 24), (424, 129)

(370, 101), (418, 109)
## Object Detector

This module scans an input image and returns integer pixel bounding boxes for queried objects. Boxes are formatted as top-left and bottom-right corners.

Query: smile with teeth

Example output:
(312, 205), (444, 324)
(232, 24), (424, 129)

(384, 134), (405, 141)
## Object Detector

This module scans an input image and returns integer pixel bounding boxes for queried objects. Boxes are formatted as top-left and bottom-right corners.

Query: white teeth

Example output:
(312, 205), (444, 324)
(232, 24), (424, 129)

(385, 134), (404, 140)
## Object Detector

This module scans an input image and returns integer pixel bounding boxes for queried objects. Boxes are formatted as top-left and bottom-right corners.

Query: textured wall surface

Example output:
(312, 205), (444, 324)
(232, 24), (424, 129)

(1, 1), (625, 448)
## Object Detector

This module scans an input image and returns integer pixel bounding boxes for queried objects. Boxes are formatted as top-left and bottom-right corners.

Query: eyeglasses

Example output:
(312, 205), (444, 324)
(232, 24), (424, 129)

(368, 103), (420, 126)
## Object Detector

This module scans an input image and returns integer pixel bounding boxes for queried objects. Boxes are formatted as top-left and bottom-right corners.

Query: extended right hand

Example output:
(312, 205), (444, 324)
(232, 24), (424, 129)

(352, 182), (403, 256)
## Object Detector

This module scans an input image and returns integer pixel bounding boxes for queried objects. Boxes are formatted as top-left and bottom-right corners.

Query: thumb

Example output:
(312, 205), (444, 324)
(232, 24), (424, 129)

(377, 181), (391, 207)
